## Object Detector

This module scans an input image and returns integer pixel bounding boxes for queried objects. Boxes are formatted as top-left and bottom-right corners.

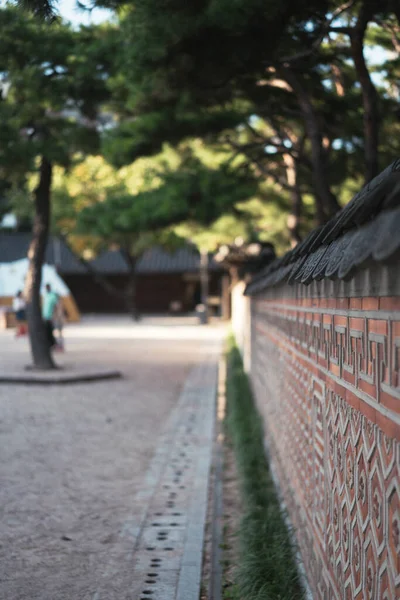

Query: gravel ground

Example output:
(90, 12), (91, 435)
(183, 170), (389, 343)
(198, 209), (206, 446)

(0, 317), (224, 600)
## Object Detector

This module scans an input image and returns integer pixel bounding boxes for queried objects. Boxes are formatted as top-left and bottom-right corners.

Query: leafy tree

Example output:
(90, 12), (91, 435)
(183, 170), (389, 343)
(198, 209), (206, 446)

(97, 0), (399, 231)
(98, 0), (344, 221)
(0, 6), (114, 368)
(75, 149), (258, 318)
(14, 0), (400, 258)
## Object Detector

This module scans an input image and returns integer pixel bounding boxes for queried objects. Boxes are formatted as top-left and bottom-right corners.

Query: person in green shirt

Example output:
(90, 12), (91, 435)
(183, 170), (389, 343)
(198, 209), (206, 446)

(42, 284), (59, 348)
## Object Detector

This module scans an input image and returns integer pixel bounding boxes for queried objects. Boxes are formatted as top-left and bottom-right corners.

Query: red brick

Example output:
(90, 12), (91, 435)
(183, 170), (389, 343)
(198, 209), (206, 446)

(343, 369), (356, 388)
(379, 296), (400, 311)
(334, 380), (347, 398)
(318, 357), (328, 371)
(358, 400), (377, 425)
(334, 315), (348, 327)
(336, 297), (349, 310)
(311, 298), (320, 309)
(323, 314), (332, 325)
(345, 387), (360, 411)
(330, 363), (341, 378)
(319, 298), (328, 309)
(349, 317), (364, 330)
(349, 298), (362, 310)
(357, 378), (376, 400)
(368, 319), (388, 335)
(376, 411), (400, 441)
(379, 390), (400, 415)
(361, 297), (379, 311)
(393, 321), (400, 337)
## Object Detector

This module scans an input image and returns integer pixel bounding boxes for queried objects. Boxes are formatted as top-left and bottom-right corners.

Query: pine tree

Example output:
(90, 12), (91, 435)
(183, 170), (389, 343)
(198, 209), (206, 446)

(0, 6), (115, 368)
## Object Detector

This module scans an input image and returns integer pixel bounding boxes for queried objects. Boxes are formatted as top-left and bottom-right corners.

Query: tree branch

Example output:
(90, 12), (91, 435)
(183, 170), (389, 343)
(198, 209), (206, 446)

(349, 0), (380, 181)
(225, 138), (285, 184)
(243, 120), (267, 143)
(59, 234), (126, 301)
(329, 26), (352, 34)
(379, 20), (400, 53)
(279, 1), (357, 64)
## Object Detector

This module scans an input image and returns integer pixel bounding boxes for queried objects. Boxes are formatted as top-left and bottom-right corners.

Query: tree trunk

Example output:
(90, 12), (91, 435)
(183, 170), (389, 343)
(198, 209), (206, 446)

(59, 234), (130, 304)
(62, 234), (141, 318)
(312, 193), (331, 226)
(350, 10), (380, 182)
(283, 153), (302, 246)
(122, 250), (140, 321)
(125, 272), (139, 321)
(24, 157), (55, 369)
(279, 66), (341, 221)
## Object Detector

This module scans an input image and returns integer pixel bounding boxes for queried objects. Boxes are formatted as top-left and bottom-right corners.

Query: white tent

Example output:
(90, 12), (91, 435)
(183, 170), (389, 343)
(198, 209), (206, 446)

(0, 258), (70, 297)
(0, 259), (80, 322)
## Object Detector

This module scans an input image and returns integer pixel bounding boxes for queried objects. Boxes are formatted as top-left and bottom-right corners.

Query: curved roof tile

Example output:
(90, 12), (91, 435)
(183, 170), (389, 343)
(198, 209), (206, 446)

(246, 160), (400, 295)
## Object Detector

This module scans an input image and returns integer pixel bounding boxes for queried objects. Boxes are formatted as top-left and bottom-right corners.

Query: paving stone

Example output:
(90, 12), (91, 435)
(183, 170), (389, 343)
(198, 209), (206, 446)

(129, 350), (220, 600)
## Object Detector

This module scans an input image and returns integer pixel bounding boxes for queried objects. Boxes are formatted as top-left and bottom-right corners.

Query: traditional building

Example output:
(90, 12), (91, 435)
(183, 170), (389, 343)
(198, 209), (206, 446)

(0, 233), (225, 315)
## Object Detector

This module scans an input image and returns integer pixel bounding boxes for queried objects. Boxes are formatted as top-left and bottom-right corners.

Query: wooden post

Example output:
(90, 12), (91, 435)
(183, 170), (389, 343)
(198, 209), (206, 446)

(199, 249), (209, 324)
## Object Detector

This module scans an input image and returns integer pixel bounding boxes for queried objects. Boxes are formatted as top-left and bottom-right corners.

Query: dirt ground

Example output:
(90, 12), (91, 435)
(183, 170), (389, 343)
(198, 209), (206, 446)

(0, 316), (224, 600)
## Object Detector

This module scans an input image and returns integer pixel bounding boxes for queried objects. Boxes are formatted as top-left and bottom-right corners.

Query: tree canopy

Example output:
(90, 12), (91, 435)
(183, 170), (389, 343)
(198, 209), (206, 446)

(94, 0), (400, 241)
(2, 0), (399, 364)
(10, 0), (400, 250)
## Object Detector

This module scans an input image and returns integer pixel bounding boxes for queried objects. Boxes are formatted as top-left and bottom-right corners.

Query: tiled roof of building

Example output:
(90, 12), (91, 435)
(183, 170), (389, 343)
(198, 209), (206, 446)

(0, 233), (86, 273)
(246, 159), (400, 295)
(91, 246), (222, 274)
(0, 233), (222, 275)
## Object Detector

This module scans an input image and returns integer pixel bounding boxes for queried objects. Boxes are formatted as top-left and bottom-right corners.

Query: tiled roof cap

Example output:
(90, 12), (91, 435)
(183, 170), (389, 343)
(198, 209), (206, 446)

(245, 159), (400, 295)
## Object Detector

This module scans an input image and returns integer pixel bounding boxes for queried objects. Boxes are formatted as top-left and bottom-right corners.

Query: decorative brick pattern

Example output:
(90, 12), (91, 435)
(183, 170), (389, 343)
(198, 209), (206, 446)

(250, 290), (400, 599)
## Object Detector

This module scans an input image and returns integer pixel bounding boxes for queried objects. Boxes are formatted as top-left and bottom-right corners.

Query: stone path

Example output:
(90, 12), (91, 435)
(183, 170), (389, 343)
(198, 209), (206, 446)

(0, 317), (223, 600)
(97, 357), (218, 600)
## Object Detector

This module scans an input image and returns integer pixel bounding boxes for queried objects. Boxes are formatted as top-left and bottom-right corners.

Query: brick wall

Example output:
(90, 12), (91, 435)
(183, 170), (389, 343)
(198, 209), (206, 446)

(244, 265), (400, 599)
(240, 162), (400, 599)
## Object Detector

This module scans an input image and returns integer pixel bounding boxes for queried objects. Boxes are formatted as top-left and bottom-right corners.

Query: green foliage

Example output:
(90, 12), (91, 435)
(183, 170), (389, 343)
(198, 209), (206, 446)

(225, 337), (304, 600)
(116, 0), (328, 108)
(8, 0), (400, 259)
(49, 144), (298, 256)
(0, 4), (121, 254)
(75, 149), (258, 255)
(0, 6), (115, 187)
(103, 106), (249, 168)
(94, 0), (399, 244)
(16, 0), (58, 21)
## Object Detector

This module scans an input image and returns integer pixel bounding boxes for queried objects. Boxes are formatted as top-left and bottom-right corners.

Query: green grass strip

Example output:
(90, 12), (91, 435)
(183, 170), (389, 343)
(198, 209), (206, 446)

(224, 336), (305, 600)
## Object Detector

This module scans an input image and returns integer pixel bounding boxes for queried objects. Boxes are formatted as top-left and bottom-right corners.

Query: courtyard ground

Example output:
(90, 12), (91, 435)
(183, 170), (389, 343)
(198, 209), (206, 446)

(0, 316), (224, 600)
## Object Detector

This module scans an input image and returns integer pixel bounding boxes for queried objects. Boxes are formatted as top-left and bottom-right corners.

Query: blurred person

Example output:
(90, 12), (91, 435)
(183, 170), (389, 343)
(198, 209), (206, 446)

(53, 300), (67, 352)
(42, 283), (59, 349)
(13, 290), (27, 337)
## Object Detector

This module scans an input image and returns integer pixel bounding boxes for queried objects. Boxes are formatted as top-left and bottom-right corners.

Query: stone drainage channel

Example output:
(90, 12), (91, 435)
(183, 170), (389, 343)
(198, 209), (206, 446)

(99, 349), (220, 600)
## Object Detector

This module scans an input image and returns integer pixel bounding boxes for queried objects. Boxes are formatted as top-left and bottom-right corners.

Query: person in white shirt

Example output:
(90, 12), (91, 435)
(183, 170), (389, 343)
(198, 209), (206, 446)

(13, 290), (27, 337)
